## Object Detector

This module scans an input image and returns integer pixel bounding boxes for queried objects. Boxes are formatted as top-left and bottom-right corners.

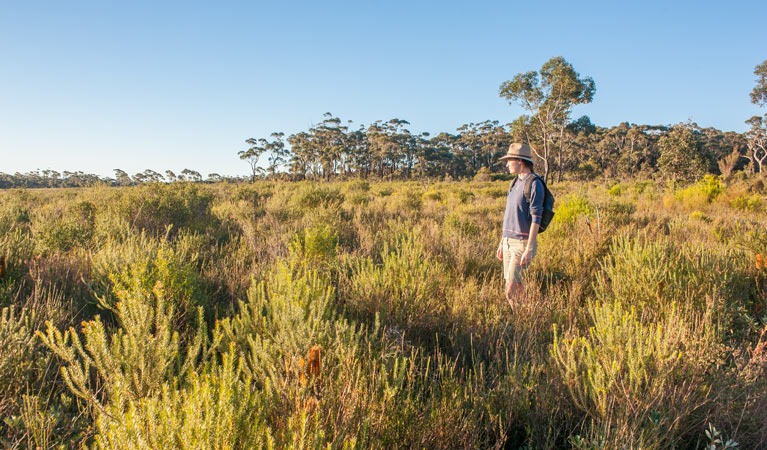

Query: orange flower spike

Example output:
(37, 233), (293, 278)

(307, 345), (322, 378)
(757, 254), (764, 269)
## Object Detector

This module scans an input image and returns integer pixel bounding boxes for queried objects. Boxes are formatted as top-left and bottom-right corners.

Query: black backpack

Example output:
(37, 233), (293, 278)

(510, 174), (555, 233)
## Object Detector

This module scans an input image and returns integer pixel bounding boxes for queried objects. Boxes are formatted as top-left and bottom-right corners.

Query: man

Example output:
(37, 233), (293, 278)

(495, 143), (544, 307)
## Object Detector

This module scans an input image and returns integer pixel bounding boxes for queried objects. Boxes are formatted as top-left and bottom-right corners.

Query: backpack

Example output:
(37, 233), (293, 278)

(510, 174), (555, 233)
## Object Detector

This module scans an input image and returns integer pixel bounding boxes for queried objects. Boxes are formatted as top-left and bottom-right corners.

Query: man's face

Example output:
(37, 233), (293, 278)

(506, 158), (522, 174)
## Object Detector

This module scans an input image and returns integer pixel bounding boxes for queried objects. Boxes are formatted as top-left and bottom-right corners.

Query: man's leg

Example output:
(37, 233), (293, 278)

(505, 281), (524, 307)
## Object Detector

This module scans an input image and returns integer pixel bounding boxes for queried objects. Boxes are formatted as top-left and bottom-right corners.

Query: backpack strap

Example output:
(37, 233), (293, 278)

(523, 174), (542, 204)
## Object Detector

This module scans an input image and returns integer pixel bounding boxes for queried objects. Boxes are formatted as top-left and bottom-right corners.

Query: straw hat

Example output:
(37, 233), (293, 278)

(499, 143), (534, 164)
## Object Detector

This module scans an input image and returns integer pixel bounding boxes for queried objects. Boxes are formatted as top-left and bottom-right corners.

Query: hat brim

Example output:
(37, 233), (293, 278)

(499, 154), (534, 163)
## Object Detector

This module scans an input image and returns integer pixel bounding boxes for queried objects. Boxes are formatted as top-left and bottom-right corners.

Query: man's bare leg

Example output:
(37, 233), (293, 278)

(505, 281), (524, 308)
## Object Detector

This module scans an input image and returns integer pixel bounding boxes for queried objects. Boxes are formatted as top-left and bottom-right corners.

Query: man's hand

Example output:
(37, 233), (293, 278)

(496, 242), (503, 261)
(519, 248), (533, 266)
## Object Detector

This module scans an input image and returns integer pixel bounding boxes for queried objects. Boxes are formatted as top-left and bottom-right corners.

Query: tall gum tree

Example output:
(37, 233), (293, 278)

(499, 56), (595, 182)
(745, 60), (767, 173)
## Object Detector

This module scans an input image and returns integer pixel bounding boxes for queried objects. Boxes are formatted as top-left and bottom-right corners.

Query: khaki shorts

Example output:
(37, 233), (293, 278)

(502, 237), (537, 284)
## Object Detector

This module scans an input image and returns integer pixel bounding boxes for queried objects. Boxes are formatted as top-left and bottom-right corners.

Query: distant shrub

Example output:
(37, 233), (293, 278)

(730, 193), (764, 212)
(473, 167), (492, 182)
(452, 189), (475, 204)
(555, 194), (595, 226)
(393, 189), (423, 211)
(422, 189), (443, 202)
(602, 200), (635, 227)
(673, 174), (723, 210)
(608, 184), (624, 196)
(115, 183), (215, 236)
(343, 179), (370, 193)
(292, 184), (344, 209)
(443, 212), (479, 237)
(595, 234), (741, 311)
(689, 210), (709, 222)
(377, 187), (394, 197)
(33, 201), (96, 253)
(478, 186), (507, 199)
(290, 224), (338, 261)
(346, 192), (370, 206)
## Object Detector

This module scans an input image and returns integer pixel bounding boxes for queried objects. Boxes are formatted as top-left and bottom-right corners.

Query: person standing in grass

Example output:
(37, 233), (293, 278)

(495, 143), (544, 307)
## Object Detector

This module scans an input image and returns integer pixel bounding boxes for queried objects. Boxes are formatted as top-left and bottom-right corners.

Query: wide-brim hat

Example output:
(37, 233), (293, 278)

(499, 142), (535, 164)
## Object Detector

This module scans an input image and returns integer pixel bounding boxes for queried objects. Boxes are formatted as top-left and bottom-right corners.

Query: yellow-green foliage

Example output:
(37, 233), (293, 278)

(730, 193), (764, 212)
(551, 301), (707, 448)
(38, 259), (206, 413)
(595, 234), (741, 311)
(555, 193), (595, 226)
(346, 231), (446, 328)
(113, 183), (216, 235)
(422, 189), (443, 202)
(0, 306), (38, 415)
(392, 188), (423, 211)
(689, 210), (709, 221)
(672, 174), (724, 210)
(290, 224), (339, 261)
(608, 184), (624, 196)
(92, 350), (274, 450)
(292, 183), (345, 209)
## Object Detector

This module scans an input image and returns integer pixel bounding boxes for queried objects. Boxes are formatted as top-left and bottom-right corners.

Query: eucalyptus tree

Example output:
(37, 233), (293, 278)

(180, 169), (203, 182)
(239, 137), (267, 182)
(744, 60), (767, 173)
(657, 124), (708, 182)
(311, 113), (348, 179)
(265, 132), (287, 178)
(499, 56), (595, 182)
(114, 169), (132, 186)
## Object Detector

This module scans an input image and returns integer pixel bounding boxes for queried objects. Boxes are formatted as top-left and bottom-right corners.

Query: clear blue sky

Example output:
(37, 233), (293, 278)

(1, 0), (765, 178)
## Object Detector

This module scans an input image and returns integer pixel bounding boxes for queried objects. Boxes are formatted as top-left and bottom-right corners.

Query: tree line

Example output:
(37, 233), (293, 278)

(2, 57), (764, 189)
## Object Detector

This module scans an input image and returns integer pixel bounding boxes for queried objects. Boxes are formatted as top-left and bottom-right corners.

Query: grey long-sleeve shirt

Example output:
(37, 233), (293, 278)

(502, 175), (544, 240)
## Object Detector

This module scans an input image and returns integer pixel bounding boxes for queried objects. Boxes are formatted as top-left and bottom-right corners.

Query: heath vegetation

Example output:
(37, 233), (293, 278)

(1, 171), (766, 449)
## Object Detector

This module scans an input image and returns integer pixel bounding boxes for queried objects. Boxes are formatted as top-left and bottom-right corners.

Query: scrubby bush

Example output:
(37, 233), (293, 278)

(113, 183), (215, 236)
(555, 193), (595, 227)
(730, 193), (764, 212)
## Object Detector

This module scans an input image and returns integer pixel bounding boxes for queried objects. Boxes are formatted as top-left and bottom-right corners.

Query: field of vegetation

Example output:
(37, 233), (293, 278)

(1, 174), (766, 449)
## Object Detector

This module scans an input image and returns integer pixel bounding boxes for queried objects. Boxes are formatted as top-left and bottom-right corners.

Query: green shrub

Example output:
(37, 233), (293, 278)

(39, 261), (207, 414)
(608, 184), (624, 196)
(443, 212), (479, 237)
(473, 167), (492, 182)
(689, 210), (709, 222)
(422, 189), (443, 202)
(674, 174), (724, 210)
(345, 231), (446, 331)
(393, 189), (423, 211)
(292, 184), (345, 209)
(114, 183), (215, 235)
(552, 300), (711, 449)
(730, 193), (764, 212)
(290, 224), (338, 261)
(452, 189), (475, 204)
(555, 194), (595, 226)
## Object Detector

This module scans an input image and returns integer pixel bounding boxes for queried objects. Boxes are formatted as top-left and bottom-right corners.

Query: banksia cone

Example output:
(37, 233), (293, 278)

(307, 345), (322, 379)
(757, 254), (765, 270)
